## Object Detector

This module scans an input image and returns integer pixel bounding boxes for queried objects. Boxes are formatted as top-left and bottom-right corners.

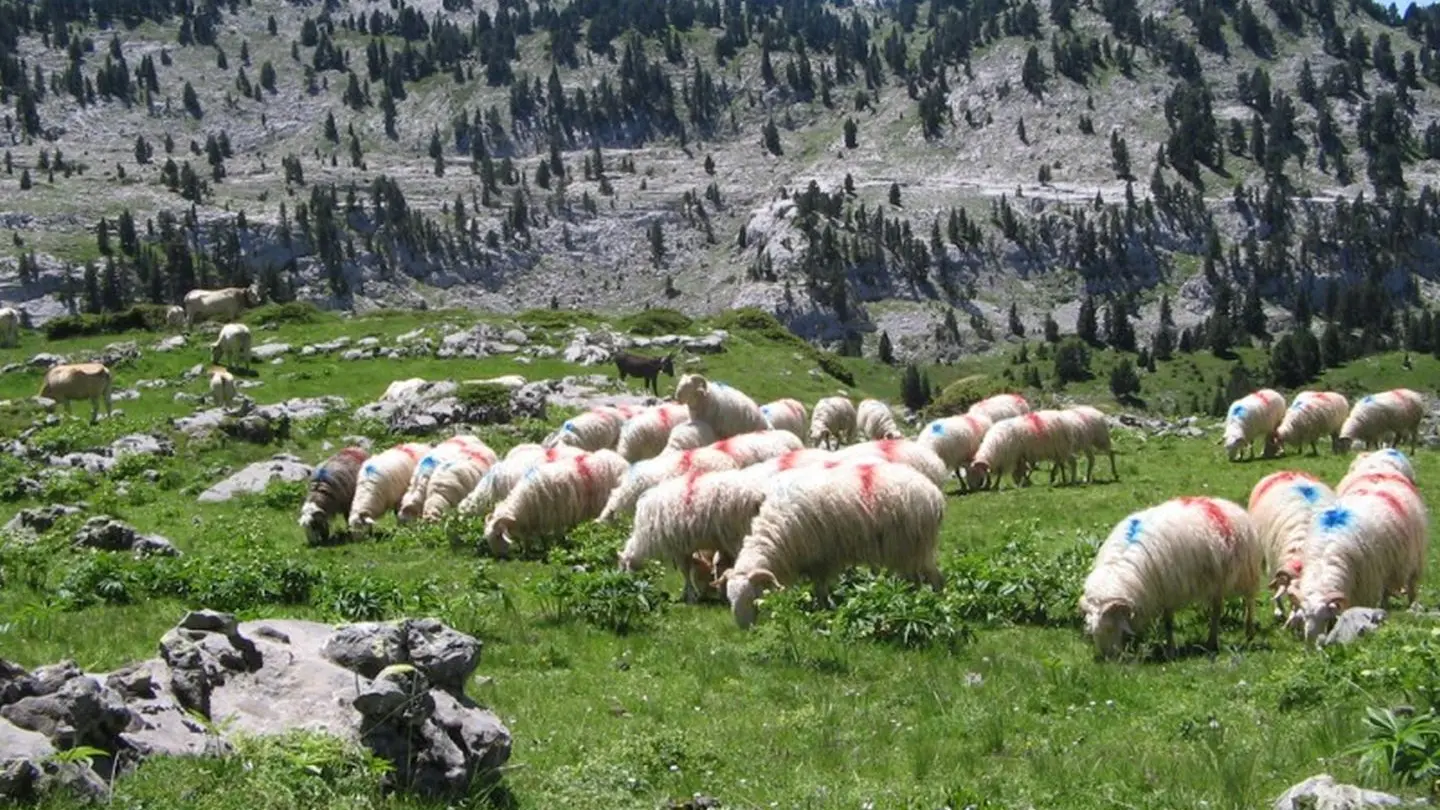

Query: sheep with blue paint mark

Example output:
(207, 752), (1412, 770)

(541, 407), (627, 452)
(967, 393), (1031, 423)
(616, 403), (690, 462)
(856, 399), (905, 441)
(917, 412), (993, 489)
(809, 395), (857, 449)
(420, 448), (502, 521)
(1246, 471), (1337, 620)
(1267, 391), (1349, 457)
(398, 435), (498, 523)
(455, 445), (586, 517)
(673, 374), (768, 440)
(759, 398), (809, 443)
(299, 446), (370, 545)
(1080, 496), (1262, 657)
(1339, 389), (1426, 452)
(1293, 484), (1429, 645)
(1340, 448), (1417, 490)
(965, 413), (1059, 491)
(348, 442), (432, 534)
(1222, 389), (1287, 461)
(482, 449), (630, 556)
(597, 445), (745, 523)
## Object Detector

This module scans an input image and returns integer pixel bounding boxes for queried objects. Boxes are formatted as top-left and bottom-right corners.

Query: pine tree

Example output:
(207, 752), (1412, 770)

(889, 182), (902, 206)
(1076, 296), (1099, 345)
(82, 262), (102, 314)
(1109, 358), (1141, 400)
(182, 81), (202, 118)
(762, 119), (782, 155)
(648, 220), (665, 267)
(1321, 323), (1345, 367)
(844, 118), (858, 149)
(878, 331), (895, 364)
(900, 363), (930, 410)
(1043, 314), (1060, 343)
(324, 111), (339, 143)
(1008, 303), (1025, 337)
(1208, 283), (1234, 356)
(1268, 334), (1306, 386)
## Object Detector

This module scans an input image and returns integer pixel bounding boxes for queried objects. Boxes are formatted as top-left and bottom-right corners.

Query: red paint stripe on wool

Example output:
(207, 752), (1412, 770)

(962, 414), (981, 434)
(544, 447), (560, 462)
(658, 407), (674, 429)
(856, 463), (878, 506)
(1371, 488), (1409, 520)
(1286, 558), (1303, 575)
(683, 469), (703, 507)
(574, 455), (594, 489)
(1179, 496), (1233, 541)
(677, 450), (696, 473)
(396, 445), (423, 461)
(777, 451), (801, 472)
(877, 438), (902, 461)
(1025, 413), (1046, 435)
(338, 447), (369, 463)
(1351, 472), (1417, 493)
(714, 438), (734, 456)
(1253, 471), (1314, 504)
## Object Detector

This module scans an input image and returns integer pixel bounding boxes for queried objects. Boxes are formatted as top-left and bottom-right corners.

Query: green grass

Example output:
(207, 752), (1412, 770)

(2, 312), (1438, 809)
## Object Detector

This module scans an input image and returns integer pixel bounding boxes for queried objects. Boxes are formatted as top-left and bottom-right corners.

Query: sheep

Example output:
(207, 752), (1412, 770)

(209, 367), (237, 409)
(759, 398), (809, 443)
(420, 453), (496, 521)
(1336, 470), (1420, 499)
(542, 407), (626, 451)
(736, 448), (842, 485)
(1222, 389), (1287, 461)
(856, 399), (905, 441)
(299, 447), (370, 545)
(1009, 410), (1079, 487)
(597, 445), (745, 522)
(348, 442), (432, 533)
(917, 413), (993, 490)
(1340, 448), (1417, 489)
(721, 461), (946, 629)
(398, 436), (498, 523)
(619, 469), (771, 602)
(1266, 391), (1349, 457)
(709, 429), (805, 467)
(1056, 406), (1118, 484)
(0, 306), (19, 347)
(183, 285), (260, 324)
(673, 374), (768, 439)
(964, 415), (1037, 491)
(210, 323), (253, 369)
(834, 438), (949, 489)
(1293, 485), (1429, 645)
(1079, 496), (1262, 658)
(809, 395), (857, 449)
(616, 403), (690, 462)
(1339, 389), (1426, 452)
(483, 449), (630, 556)
(457, 445), (587, 517)
(662, 419), (718, 452)
(39, 362), (113, 423)
(1246, 470), (1337, 620)
(165, 305), (187, 331)
(968, 393), (1031, 423)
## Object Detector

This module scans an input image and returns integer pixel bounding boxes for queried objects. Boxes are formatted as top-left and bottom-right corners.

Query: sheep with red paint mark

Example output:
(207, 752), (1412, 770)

(597, 446), (745, 523)
(1010, 410), (1080, 487)
(420, 447), (503, 521)
(672, 374), (768, 440)
(917, 412), (993, 490)
(299, 446), (370, 545)
(809, 395), (858, 449)
(482, 449), (630, 556)
(834, 438), (950, 488)
(1339, 389), (1426, 452)
(616, 403), (690, 462)
(662, 419), (718, 453)
(759, 398), (809, 443)
(541, 407), (627, 452)
(348, 442), (432, 534)
(619, 469), (771, 602)
(711, 429), (805, 467)
(1246, 471), (1337, 620)
(968, 393), (1031, 423)
(397, 435), (498, 523)
(1055, 406), (1118, 484)
(1267, 391), (1349, 457)
(1340, 448), (1417, 490)
(1292, 484), (1429, 645)
(733, 448), (841, 487)
(1080, 496), (1262, 657)
(455, 444), (587, 517)
(964, 414), (1051, 491)
(721, 460), (946, 629)
(856, 399), (905, 441)
(1223, 389), (1287, 461)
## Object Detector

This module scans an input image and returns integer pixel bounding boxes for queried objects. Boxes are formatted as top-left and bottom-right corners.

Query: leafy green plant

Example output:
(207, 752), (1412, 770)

(1347, 707), (1440, 790)
(828, 574), (973, 650)
(55, 552), (140, 608)
(257, 478), (307, 511)
(621, 308), (693, 336)
(456, 382), (513, 412)
(244, 301), (324, 325)
(535, 568), (667, 634)
(516, 309), (601, 330)
(41, 304), (171, 339)
(923, 374), (1012, 419)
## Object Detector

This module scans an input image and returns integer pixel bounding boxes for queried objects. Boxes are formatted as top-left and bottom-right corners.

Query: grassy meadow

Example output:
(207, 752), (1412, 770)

(2, 308), (1439, 809)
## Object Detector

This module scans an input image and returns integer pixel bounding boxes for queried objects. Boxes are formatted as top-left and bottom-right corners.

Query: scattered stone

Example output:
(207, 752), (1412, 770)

(196, 454), (312, 503)
(110, 433), (173, 458)
(49, 452), (114, 475)
(395, 328), (426, 345)
(1, 363), (21, 374)
(181, 363), (205, 382)
(27, 354), (65, 369)
(97, 341), (141, 368)
(71, 516), (179, 557)
(251, 342), (291, 361)
(2, 504), (83, 538)
(356, 337), (380, 349)
(501, 329), (528, 346)
(561, 329), (615, 366)
(313, 337), (351, 353)
(354, 378), (534, 435)
(133, 378), (169, 389)
(153, 335), (187, 353)
(683, 330), (728, 354)
(252, 396), (347, 423)
(1321, 608), (1387, 647)
(1273, 774), (1405, 809)
(340, 349), (374, 362)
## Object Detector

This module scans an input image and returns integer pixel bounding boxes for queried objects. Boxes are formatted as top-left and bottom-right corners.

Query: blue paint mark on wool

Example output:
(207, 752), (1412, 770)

(562, 420), (576, 433)
(1362, 395), (1375, 405)
(1124, 518), (1143, 545)
(418, 457), (438, 473)
(312, 467), (331, 483)
(1289, 400), (1305, 411)
(1294, 483), (1320, 504)
(930, 422), (946, 435)
(1229, 404), (1246, 419)
(1319, 506), (1353, 532)
(362, 463), (378, 479)
(1384, 448), (1406, 459)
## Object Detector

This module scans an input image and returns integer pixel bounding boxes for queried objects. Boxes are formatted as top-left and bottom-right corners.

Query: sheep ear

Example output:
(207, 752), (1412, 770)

(1268, 570), (1294, 590)
(1326, 594), (1349, 613)
(712, 569), (735, 588)
(748, 569), (781, 591)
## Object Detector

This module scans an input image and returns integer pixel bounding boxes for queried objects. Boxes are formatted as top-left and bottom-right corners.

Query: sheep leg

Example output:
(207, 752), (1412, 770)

(1163, 611), (1176, 657)
(1107, 451), (1118, 481)
(1243, 594), (1254, 642)
(1207, 596), (1222, 651)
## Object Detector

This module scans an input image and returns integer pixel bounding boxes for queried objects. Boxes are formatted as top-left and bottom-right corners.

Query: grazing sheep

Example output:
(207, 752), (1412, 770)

(759, 398), (809, 443)
(1293, 486), (1429, 645)
(398, 436), (498, 523)
(809, 395), (857, 449)
(1056, 406), (1117, 484)
(1080, 497), (1262, 657)
(1339, 389), (1426, 452)
(1246, 470), (1337, 620)
(420, 454), (495, 521)
(0, 306), (19, 347)
(673, 374), (768, 439)
(165, 305), (187, 331)
(968, 393), (1031, 423)
(184, 285), (260, 324)
(856, 399), (905, 441)
(1336, 470), (1420, 499)
(1222, 389), (1287, 461)
(1009, 411), (1079, 487)
(482, 449), (630, 556)
(917, 413), (993, 490)
(721, 461), (946, 629)
(210, 323), (253, 369)
(834, 438), (949, 488)
(616, 403), (690, 462)
(597, 445), (745, 522)
(1267, 391), (1349, 457)
(964, 415), (1038, 491)
(209, 367), (237, 409)
(39, 362), (113, 423)
(619, 469), (770, 602)
(348, 442), (432, 533)
(299, 447), (370, 545)
(1340, 449), (1417, 489)
(457, 445), (587, 517)
(709, 429), (805, 467)
(662, 419), (718, 453)
(542, 407), (626, 451)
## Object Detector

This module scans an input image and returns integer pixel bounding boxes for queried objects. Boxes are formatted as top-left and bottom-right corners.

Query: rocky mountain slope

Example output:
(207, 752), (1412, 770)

(1, 0), (1439, 358)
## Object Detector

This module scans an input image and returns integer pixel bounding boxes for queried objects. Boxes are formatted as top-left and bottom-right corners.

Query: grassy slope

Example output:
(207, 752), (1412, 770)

(1, 314), (1438, 809)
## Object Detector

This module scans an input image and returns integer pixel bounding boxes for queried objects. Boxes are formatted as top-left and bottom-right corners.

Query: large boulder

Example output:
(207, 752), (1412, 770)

(110, 433), (174, 459)
(354, 378), (538, 435)
(196, 454), (312, 504)
(1273, 774), (1406, 809)
(71, 516), (179, 557)
(3, 504), (84, 538)
(251, 342), (291, 361)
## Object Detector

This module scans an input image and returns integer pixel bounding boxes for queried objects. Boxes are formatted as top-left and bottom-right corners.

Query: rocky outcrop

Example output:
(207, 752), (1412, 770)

(71, 516), (179, 557)
(196, 454), (313, 503)
(1273, 774), (1406, 809)
(2, 504), (84, 538)
(353, 378), (546, 435)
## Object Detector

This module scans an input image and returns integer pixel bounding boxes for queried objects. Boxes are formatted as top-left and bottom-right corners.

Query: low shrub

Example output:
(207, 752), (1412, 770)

(535, 566), (667, 634)
(42, 305), (172, 340)
(621, 308), (693, 336)
(516, 309), (600, 331)
(828, 574), (973, 650)
(456, 382), (512, 412)
(923, 375), (1013, 419)
(245, 301), (323, 325)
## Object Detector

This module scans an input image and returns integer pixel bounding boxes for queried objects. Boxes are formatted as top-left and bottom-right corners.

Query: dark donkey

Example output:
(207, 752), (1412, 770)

(614, 351), (676, 395)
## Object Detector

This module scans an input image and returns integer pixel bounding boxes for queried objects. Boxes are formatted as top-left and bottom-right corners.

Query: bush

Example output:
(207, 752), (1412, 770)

(922, 375), (1008, 419)
(516, 309), (600, 330)
(245, 301), (323, 325)
(1053, 338), (1093, 384)
(534, 567), (667, 634)
(456, 382), (513, 411)
(621, 308), (693, 336)
(42, 304), (172, 340)
(828, 574), (972, 650)
(713, 308), (856, 386)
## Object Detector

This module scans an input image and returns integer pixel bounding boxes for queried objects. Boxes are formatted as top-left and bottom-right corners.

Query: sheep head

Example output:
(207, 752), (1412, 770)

(483, 514), (514, 557)
(1268, 569), (1302, 620)
(720, 568), (780, 630)
(210, 342), (224, 365)
(1085, 600), (1134, 659)
(397, 490), (425, 523)
(1264, 431), (1284, 458)
(661, 353), (676, 377)
(1301, 592), (1348, 646)
(616, 547), (640, 573)
(347, 514), (375, 535)
(1223, 434), (1246, 462)
(965, 461), (990, 491)
(673, 374), (708, 406)
(299, 502), (328, 546)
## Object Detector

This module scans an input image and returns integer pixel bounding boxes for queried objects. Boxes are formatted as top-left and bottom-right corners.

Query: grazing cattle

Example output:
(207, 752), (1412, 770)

(183, 286), (260, 325)
(40, 363), (113, 423)
(211, 323), (253, 369)
(614, 351), (676, 395)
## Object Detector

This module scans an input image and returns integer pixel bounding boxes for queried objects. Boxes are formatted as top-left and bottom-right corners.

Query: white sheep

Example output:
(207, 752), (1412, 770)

(597, 445), (745, 522)
(968, 412), (1073, 489)
(1293, 484), (1429, 645)
(39, 362), (113, 423)
(856, 399), (905, 441)
(1267, 391), (1349, 457)
(662, 419), (718, 452)
(709, 429), (805, 467)
(165, 305), (187, 331)
(482, 449), (630, 556)
(210, 323), (253, 369)
(209, 367), (237, 409)
(917, 413), (993, 489)
(398, 436), (498, 522)
(833, 438), (949, 489)
(759, 398), (809, 443)
(299, 447), (369, 545)
(183, 285), (259, 324)
(1246, 470), (1337, 620)
(735, 448), (843, 486)
(348, 442), (432, 533)
(722, 460), (946, 628)
(968, 393), (1031, 422)
(0, 306), (19, 347)
(542, 407), (626, 451)
(1222, 389), (1287, 461)
(1340, 449), (1417, 490)
(616, 403), (690, 462)
(1339, 389), (1426, 452)
(809, 395), (857, 449)
(1080, 496), (1261, 657)
(1055, 406), (1117, 484)
(1336, 469), (1420, 499)
(457, 445), (586, 517)
(619, 469), (770, 602)
(673, 374), (768, 439)
(1010, 410), (1080, 487)
(421, 454), (495, 521)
